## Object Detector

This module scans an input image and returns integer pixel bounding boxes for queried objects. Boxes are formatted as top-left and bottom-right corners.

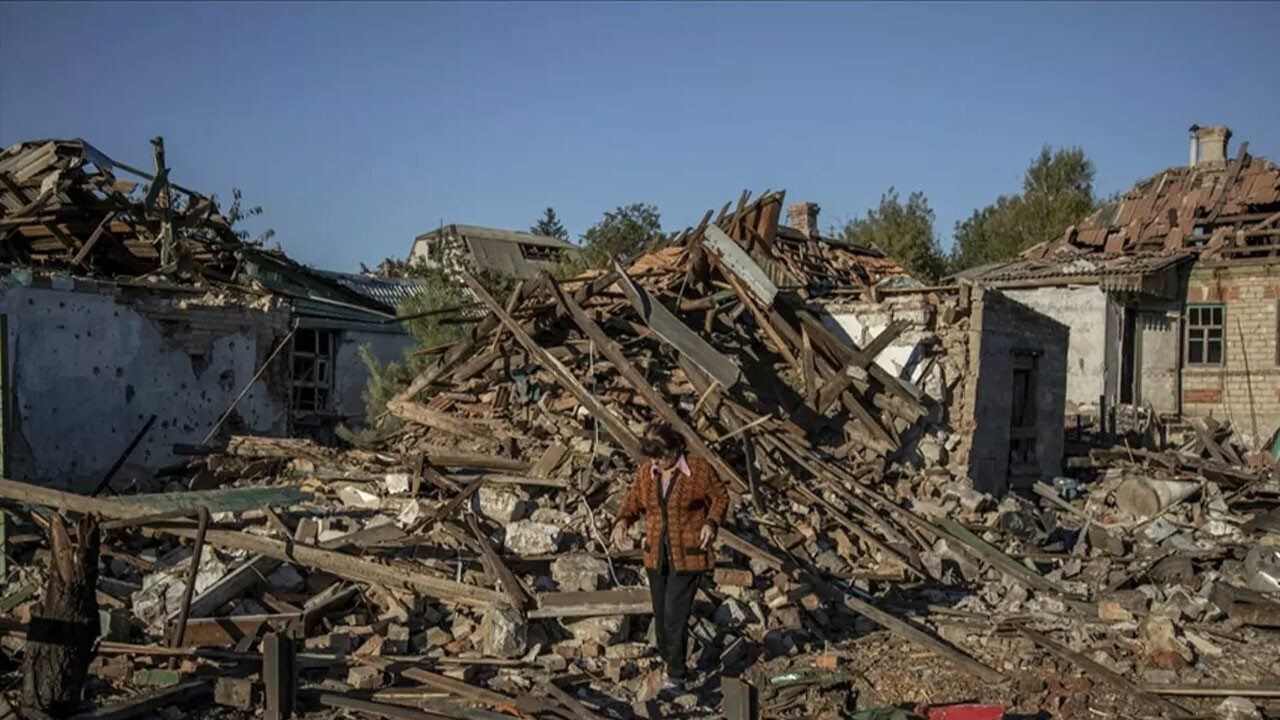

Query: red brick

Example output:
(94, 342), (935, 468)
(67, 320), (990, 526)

(1222, 285), (1240, 301)
(1186, 287), (1204, 301)
(1183, 388), (1222, 403)
(814, 653), (840, 670)
(1265, 286), (1280, 299)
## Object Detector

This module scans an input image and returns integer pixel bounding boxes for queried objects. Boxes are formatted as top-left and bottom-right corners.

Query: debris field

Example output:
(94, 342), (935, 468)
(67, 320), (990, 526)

(0, 185), (1278, 720)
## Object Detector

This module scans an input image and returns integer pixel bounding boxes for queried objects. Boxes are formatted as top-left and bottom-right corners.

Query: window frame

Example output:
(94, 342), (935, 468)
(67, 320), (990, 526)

(1184, 302), (1226, 367)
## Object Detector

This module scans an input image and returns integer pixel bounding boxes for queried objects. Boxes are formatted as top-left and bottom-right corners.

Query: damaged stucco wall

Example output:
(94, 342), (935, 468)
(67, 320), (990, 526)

(0, 274), (290, 490)
(967, 288), (1069, 494)
(820, 294), (974, 476)
(326, 325), (418, 425)
(1001, 285), (1108, 414)
(1136, 305), (1181, 415)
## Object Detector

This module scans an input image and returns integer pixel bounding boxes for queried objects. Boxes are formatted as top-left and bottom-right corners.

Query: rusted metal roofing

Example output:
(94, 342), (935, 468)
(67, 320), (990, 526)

(1028, 147), (1280, 261)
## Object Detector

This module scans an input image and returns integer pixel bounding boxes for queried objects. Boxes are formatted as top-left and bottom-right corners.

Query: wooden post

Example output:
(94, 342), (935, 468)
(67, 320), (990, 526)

(169, 506), (210, 665)
(723, 677), (758, 720)
(263, 632), (296, 720)
(1098, 395), (1108, 444)
(21, 514), (100, 716)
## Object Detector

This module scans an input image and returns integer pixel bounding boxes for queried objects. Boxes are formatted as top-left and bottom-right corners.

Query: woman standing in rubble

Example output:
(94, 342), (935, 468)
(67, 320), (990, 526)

(610, 422), (729, 692)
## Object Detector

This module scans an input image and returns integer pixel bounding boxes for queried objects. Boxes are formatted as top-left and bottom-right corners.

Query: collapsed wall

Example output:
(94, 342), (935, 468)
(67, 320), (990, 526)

(818, 283), (1069, 494)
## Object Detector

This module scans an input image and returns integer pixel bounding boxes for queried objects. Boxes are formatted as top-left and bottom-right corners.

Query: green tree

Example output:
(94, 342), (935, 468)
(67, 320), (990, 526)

(531, 207), (569, 242)
(578, 203), (662, 268)
(951, 145), (1096, 270)
(360, 261), (516, 425)
(839, 188), (946, 283)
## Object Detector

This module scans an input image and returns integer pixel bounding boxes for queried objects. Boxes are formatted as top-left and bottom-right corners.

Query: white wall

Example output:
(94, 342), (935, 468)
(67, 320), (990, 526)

(1001, 286), (1109, 413)
(331, 327), (417, 425)
(1, 275), (289, 490)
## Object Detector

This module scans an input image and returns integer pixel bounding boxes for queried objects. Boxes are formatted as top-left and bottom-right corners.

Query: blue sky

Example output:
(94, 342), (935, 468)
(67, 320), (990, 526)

(3, 2), (1278, 271)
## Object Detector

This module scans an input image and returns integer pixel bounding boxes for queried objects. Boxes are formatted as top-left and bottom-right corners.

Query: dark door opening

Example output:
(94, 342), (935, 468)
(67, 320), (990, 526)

(1120, 306), (1138, 404)
(1009, 351), (1039, 486)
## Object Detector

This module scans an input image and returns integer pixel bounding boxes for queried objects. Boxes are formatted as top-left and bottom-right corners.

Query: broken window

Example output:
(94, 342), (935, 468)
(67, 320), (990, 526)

(291, 328), (335, 412)
(1185, 304), (1224, 366)
(519, 243), (564, 262)
(1009, 352), (1038, 477)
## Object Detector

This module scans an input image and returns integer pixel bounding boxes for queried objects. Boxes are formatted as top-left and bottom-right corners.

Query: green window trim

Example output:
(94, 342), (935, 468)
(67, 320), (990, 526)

(1184, 302), (1225, 367)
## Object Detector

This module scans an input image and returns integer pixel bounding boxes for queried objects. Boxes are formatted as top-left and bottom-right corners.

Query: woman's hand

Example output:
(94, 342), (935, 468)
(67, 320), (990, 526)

(610, 521), (630, 551)
(699, 523), (717, 550)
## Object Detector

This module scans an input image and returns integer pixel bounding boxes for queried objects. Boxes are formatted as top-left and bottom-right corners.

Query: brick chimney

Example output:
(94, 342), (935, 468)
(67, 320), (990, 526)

(787, 202), (820, 239)
(1190, 124), (1232, 166)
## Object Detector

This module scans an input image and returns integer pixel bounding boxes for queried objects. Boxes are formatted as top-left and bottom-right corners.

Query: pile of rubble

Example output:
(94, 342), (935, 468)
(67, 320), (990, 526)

(0, 138), (256, 280)
(0, 189), (1278, 720)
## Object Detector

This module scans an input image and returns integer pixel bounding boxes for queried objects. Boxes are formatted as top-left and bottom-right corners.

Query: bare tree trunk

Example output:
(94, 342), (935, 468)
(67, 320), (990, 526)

(22, 514), (99, 718)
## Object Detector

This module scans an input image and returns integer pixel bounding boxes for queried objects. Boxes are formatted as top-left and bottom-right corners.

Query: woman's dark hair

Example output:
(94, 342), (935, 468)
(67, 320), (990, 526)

(640, 422), (686, 459)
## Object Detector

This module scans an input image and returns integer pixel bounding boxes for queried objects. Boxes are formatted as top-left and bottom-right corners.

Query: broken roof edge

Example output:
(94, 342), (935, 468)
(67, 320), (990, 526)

(414, 224), (576, 250)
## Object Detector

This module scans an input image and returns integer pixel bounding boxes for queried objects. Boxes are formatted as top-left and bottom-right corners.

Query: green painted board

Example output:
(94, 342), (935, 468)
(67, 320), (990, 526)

(114, 486), (310, 513)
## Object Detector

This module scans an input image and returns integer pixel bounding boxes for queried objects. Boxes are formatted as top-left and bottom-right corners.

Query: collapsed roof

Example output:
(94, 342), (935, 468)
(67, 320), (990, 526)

(963, 130), (1280, 289)
(0, 138), (249, 279)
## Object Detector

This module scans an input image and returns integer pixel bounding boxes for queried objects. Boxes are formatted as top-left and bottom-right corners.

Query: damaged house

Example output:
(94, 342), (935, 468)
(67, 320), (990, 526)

(717, 196), (1070, 494)
(410, 224), (577, 279)
(0, 138), (426, 488)
(960, 125), (1280, 447)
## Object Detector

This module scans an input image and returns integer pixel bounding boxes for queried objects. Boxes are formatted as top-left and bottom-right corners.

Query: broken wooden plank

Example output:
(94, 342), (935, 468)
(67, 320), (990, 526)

(317, 523), (407, 551)
(1021, 627), (1188, 716)
(466, 515), (531, 611)
(264, 632), (296, 720)
(462, 272), (643, 460)
(932, 516), (1095, 616)
(527, 588), (652, 619)
(612, 260), (741, 389)
(174, 554), (279, 622)
(0, 479), (505, 609)
(719, 528), (1002, 684)
(540, 681), (607, 720)
(722, 676), (759, 720)
(180, 613), (296, 648)
(416, 450), (530, 473)
(1142, 683), (1280, 698)
(724, 273), (800, 372)
(1228, 601), (1280, 628)
(313, 693), (464, 720)
(388, 400), (488, 440)
(529, 443), (568, 479)
(168, 507), (210, 662)
(548, 278), (747, 492)
(68, 680), (211, 720)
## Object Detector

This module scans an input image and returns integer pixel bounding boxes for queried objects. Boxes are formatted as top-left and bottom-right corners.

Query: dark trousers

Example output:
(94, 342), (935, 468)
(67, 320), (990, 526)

(647, 566), (701, 680)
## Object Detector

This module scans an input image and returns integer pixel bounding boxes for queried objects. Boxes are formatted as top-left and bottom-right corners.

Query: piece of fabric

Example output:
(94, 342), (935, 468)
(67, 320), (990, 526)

(647, 567), (701, 680)
(615, 454), (728, 573)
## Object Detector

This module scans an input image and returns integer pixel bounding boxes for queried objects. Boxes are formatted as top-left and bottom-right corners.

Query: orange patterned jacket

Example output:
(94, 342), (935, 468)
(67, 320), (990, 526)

(614, 454), (729, 573)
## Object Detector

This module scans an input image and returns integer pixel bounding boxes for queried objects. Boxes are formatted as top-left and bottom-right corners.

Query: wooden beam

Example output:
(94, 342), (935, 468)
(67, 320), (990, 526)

(466, 515), (531, 611)
(527, 588), (652, 619)
(462, 272), (643, 460)
(722, 677), (759, 720)
(0, 479), (504, 608)
(547, 278), (747, 492)
(68, 680), (211, 720)
(388, 400), (488, 440)
(71, 211), (116, 266)
(264, 632), (296, 720)
(1021, 627), (1188, 717)
(180, 613), (295, 647)
(313, 693), (465, 720)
